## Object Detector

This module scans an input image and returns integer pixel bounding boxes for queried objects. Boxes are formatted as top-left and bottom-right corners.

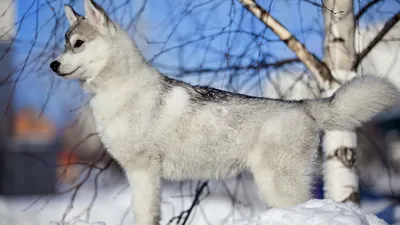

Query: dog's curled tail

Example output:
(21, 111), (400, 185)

(309, 76), (399, 130)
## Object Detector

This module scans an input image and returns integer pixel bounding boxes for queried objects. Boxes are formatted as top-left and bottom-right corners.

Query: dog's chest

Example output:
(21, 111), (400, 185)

(89, 91), (152, 161)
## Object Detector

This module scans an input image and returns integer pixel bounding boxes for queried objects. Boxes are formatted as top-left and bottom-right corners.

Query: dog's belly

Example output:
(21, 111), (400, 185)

(161, 156), (244, 181)
(160, 141), (248, 181)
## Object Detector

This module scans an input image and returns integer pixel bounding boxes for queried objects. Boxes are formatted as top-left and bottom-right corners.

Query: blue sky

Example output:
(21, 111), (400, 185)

(9, 0), (400, 132)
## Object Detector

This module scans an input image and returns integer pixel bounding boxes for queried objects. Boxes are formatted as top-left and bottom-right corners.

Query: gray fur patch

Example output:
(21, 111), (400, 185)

(161, 75), (305, 106)
(65, 20), (100, 51)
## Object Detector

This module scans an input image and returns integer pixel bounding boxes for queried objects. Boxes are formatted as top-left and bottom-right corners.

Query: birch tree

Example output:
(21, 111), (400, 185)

(238, 0), (400, 204)
(321, 0), (359, 203)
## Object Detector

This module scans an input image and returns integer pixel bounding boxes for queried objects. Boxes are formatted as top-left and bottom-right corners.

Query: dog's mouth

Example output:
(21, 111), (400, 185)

(59, 66), (81, 77)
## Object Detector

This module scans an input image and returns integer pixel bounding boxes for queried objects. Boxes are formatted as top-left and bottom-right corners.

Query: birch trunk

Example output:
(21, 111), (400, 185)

(322, 0), (360, 204)
(238, 0), (399, 205)
(0, 0), (15, 136)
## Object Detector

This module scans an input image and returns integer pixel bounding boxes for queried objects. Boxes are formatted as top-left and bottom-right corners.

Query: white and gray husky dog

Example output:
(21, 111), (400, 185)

(50, 0), (399, 224)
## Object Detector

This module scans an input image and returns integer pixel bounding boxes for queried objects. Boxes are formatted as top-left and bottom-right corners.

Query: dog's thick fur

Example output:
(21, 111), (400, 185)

(51, 1), (400, 224)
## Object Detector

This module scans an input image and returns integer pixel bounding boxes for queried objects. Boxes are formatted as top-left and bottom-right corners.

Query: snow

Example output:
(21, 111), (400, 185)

(0, 168), (392, 225)
(234, 199), (388, 225)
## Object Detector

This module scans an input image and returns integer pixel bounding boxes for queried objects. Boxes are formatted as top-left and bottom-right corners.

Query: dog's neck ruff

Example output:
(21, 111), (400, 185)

(82, 28), (160, 94)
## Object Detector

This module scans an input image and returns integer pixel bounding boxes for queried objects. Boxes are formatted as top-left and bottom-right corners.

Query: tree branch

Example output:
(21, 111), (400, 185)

(302, 0), (343, 15)
(157, 58), (301, 74)
(352, 11), (400, 70)
(355, 0), (383, 22)
(167, 181), (209, 225)
(238, 0), (335, 86)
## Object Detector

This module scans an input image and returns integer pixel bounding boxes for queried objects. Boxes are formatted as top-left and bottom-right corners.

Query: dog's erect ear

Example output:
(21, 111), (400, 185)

(64, 5), (82, 26)
(84, 0), (108, 27)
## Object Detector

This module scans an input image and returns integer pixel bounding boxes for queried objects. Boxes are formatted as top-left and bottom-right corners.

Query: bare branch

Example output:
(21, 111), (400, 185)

(302, 0), (343, 14)
(381, 37), (400, 42)
(167, 181), (209, 225)
(158, 58), (300, 74)
(237, 0), (335, 87)
(352, 11), (400, 70)
(355, 0), (383, 22)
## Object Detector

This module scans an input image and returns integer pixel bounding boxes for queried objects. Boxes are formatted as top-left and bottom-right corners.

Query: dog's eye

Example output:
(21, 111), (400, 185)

(73, 40), (84, 48)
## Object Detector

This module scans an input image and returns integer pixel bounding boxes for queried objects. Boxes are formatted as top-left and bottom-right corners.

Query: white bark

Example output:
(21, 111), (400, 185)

(0, 0), (15, 136)
(238, 0), (335, 89)
(323, 1), (356, 72)
(0, 0), (15, 41)
(322, 0), (359, 204)
(323, 131), (359, 203)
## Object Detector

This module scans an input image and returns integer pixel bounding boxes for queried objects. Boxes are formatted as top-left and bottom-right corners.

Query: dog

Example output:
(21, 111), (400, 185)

(49, 0), (399, 224)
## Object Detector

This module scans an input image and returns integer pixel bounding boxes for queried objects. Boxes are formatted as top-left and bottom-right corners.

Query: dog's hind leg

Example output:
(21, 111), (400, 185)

(249, 123), (319, 208)
(251, 160), (314, 208)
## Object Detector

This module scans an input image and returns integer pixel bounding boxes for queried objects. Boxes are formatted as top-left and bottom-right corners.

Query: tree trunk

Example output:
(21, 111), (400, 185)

(322, 0), (360, 204)
(0, 0), (15, 136)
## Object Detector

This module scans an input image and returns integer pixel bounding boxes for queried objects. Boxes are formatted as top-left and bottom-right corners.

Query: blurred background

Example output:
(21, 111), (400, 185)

(0, 0), (400, 224)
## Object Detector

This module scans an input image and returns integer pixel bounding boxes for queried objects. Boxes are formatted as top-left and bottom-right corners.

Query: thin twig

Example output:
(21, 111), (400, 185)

(158, 58), (300, 74)
(352, 11), (400, 70)
(167, 181), (209, 225)
(355, 0), (383, 21)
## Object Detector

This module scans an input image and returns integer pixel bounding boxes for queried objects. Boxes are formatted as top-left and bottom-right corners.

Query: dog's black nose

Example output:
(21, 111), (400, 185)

(50, 61), (60, 72)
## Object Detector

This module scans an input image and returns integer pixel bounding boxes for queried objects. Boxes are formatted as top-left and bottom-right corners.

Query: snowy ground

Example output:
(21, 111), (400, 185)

(0, 166), (397, 225)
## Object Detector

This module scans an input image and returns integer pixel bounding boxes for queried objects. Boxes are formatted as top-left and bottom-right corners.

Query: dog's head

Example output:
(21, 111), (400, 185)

(50, 0), (116, 81)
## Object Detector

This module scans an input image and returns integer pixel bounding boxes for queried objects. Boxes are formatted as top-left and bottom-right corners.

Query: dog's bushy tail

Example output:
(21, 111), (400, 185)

(309, 76), (399, 130)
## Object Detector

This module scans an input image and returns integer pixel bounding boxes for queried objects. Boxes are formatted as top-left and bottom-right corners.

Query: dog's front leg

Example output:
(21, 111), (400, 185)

(124, 154), (162, 225)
